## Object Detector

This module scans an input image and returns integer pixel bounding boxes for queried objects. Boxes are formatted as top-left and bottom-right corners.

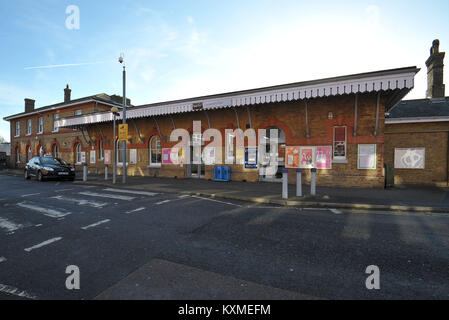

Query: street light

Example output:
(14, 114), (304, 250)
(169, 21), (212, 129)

(111, 106), (120, 184)
(119, 53), (127, 183)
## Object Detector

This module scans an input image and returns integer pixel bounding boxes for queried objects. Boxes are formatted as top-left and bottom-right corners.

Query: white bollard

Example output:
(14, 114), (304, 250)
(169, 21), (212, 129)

(105, 164), (109, 180)
(83, 163), (87, 182)
(296, 168), (302, 197)
(282, 168), (288, 199)
(311, 168), (316, 196)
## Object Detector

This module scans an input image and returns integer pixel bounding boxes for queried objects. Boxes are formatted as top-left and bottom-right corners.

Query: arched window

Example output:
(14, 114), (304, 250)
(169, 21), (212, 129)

(53, 144), (59, 158)
(149, 136), (162, 167)
(39, 146), (44, 157)
(75, 144), (82, 163)
(16, 146), (20, 163)
(99, 140), (104, 160)
(26, 146), (32, 162)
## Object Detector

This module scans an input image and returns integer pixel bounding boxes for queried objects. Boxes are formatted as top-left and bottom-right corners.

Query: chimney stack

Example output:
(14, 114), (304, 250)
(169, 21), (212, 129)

(426, 39), (445, 99)
(24, 98), (35, 113)
(64, 84), (71, 103)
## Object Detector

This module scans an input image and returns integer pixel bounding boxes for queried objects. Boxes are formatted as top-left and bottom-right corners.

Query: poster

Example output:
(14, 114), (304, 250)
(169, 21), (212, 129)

(90, 150), (96, 164)
(245, 147), (258, 169)
(130, 149), (137, 165)
(394, 148), (425, 169)
(81, 152), (86, 163)
(104, 150), (111, 165)
(358, 144), (376, 169)
(285, 146), (300, 168)
(300, 147), (316, 168)
(316, 146), (332, 169)
(203, 147), (216, 165)
(236, 147), (245, 164)
(163, 148), (180, 165)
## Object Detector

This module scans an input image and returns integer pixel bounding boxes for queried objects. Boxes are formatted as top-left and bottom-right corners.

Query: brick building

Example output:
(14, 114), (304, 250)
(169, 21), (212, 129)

(385, 40), (449, 186)
(55, 67), (419, 188)
(3, 85), (125, 169)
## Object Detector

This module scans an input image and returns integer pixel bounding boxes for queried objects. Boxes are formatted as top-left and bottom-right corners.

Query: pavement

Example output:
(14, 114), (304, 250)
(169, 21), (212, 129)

(1, 171), (449, 300)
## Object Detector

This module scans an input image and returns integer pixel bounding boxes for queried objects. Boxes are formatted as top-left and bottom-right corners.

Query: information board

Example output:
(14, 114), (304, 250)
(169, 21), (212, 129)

(358, 144), (376, 169)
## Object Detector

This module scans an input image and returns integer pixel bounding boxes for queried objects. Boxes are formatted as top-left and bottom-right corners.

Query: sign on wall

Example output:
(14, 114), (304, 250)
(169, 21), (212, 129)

(394, 148), (425, 169)
(89, 150), (96, 164)
(316, 146), (332, 169)
(245, 147), (258, 169)
(236, 147), (245, 164)
(81, 152), (86, 164)
(118, 124), (128, 141)
(285, 146), (300, 168)
(104, 150), (111, 165)
(299, 147), (316, 169)
(203, 147), (216, 165)
(358, 144), (376, 169)
(163, 148), (179, 165)
(130, 149), (137, 165)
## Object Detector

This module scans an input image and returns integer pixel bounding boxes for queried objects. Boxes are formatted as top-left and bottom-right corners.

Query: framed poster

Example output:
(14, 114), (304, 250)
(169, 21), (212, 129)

(236, 147), (245, 164)
(299, 147), (316, 169)
(104, 150), (111, 165)
(81, 152), (86, 164)
(316, 146), (332, 169)
(89, 150), (96, 164)
(245, 147), (258, 169)
(203, 147), (216, 165)
(163, 148), (179, 165)
(285, 146), (300, 168)
(394, 148), (425, 169)
(130, 149), (137, 165)
(358, 144), (376, 169)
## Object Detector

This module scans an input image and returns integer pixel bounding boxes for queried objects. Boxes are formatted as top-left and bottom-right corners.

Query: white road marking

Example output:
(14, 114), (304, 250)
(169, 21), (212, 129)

(35, 224), (43, 227)
(178, 194), (191, 198)
(21, 193), (41, 197)
(103, 188), (158, 196)
(0, 217), (24, 232)
(81, 219), (110, 230)
(24, 237), (62, 252)
(51, 195), (108, 208)
(125, 207), (146, 214)
(156, 200), (172, 205)
(303, 207), (328, 211)
(55, 188), (74, 192)
(0, 257), (6, 263)
(79, 191), (135, 201)
(330, 208), (343, 215)
(190, 195), (243, 207)
(17, 202), (71, 218)
(0, 284), (37, 299)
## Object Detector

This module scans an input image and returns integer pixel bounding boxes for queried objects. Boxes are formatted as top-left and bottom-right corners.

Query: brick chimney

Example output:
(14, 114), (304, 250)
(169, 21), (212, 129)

(64, 84), (72, 103)
(426, 39), (445, 99)
(24, 98), (35, 113)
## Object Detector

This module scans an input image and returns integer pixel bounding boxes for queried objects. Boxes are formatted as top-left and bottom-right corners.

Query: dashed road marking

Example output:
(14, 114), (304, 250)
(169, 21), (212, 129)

(125, 207), (146, 214)
(190, 195), (243, 207)
(79, 191), (135, 201)
(0, 283), (37, 299)
(0, 217), (24, 233)
(51, 195), (108, 208)
(330, 208), (343, 215)
(17, 202), (71, 218)
(156, 200), (172, 205)
(103, 188), (158, 197)
(21, 193), (41, 198)
(81, 219), (111, 230)
(178, 194), (191, 199)
(55, 188), (74, 192)
(24, 237), (62, 252)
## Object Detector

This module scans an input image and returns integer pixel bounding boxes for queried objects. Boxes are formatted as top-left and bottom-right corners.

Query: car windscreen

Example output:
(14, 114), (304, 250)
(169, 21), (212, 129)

(39, 157), (60, 165)
(56, 158), (69, 166)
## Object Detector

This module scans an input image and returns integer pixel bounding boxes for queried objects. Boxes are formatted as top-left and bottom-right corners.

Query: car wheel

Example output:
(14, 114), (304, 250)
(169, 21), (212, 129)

(37, 171), (44, 182)
(24, 170), (30, 180)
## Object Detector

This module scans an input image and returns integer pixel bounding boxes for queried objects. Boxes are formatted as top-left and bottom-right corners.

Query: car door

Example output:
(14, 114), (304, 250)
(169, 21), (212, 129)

(31, 157), (39, 176)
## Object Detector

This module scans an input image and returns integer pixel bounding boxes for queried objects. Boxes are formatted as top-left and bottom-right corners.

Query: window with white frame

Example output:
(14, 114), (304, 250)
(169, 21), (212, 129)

(26, 119), (32, 135)
(38, 117), (43, 134)
(53, 144), (59, 158)
(15, 122), (20, 137)
(75, 144), (82, 164)
(149, 136), (162, 167)
(225, 132), (235, 164)
(117, 140), (128, 165)
(26, 146), (32, 162)
(16, 147), (20, 163)
(39, 146), (44, 156)
(99, 140), (104, 160)
(75, 109), (82, 116)
(333, 126), (347, 160)
(53, 114), (59, 132)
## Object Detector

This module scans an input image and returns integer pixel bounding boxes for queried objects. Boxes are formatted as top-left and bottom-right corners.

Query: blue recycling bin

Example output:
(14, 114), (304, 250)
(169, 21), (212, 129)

(214, 166), (230, 182)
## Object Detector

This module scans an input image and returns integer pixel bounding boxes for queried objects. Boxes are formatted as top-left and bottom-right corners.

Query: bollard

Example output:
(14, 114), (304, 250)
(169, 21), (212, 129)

(282, 168), (288, 199)
(311, 168), (316, 196)
(105, 164), (109, 180)
(83, 163), (87, 182)
(296, 168), (302, 197)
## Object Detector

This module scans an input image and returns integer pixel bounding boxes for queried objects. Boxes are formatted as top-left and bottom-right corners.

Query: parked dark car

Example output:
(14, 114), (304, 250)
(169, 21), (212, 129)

(24, 156), (75, 181)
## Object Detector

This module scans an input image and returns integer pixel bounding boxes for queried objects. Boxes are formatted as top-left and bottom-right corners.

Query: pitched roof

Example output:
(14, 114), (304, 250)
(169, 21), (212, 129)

(386, 97), (449, 120)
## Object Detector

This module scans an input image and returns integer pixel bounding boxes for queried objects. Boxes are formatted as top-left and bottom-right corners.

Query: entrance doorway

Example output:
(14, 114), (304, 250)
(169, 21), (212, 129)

(187, 132), (205, 179)
(259, 126), (286, 182)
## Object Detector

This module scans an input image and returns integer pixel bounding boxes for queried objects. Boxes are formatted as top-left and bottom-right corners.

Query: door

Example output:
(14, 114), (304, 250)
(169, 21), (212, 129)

(259, 127), (286, 182)
(188, 132), (205, 178)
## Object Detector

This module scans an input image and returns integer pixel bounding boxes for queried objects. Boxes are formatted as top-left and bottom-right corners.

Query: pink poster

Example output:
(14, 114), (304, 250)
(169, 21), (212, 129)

(163, 148), (179, 165)
(316, 146), (332, 169)
(104, 150), (111, 165)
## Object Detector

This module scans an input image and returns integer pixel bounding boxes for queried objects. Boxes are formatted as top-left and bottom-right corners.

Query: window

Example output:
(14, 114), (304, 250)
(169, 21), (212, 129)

(75, 110), (82, 116)
(15, 122), (20, 137)
(53, 114), (60, 132)
(52, 144), (59, 158)
(39, 146), (44, 156)
(117, 140), (129, 165)
(75, 144), (82, 164)
(149, 136), (162, 167)
(16, 147), (20, 163)
(99, 140), (104, 160)
(26, 146), (32, 162)
(38, 117), (43, 134)
(26, 119), (32, 135)
(333, 126), (347, 160)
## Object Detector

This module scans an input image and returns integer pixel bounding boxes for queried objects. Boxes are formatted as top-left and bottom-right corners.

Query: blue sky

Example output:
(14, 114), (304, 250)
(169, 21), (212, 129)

(1, 0), (448, 141)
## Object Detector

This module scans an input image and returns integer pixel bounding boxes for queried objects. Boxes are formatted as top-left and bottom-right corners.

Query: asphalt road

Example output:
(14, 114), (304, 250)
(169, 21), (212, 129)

(0, 172), (449, 300)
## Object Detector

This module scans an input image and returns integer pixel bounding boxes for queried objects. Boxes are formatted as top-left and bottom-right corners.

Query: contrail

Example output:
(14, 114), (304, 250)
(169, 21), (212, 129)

(24, 61), (111, 70)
